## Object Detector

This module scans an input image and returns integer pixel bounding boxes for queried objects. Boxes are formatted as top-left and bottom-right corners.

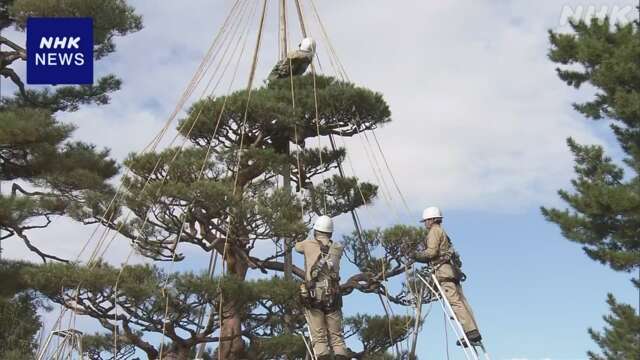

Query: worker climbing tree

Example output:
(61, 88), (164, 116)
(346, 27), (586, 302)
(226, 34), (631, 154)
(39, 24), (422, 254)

(268, 37), (316, 81)
(296, 216), (349, 359)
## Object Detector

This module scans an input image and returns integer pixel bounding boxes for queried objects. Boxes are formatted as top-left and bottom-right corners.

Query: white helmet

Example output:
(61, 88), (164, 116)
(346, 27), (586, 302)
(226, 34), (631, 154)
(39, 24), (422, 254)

(313, 215), (333, 233)
(420, 206), (443, 222)
(299, 37), (316, 53)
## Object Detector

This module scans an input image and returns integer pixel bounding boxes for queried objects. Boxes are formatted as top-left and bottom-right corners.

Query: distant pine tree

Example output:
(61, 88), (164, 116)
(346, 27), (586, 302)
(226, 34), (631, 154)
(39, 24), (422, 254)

(0, 1), (142, 357)
(0, 290), (41, 358)
(587, 292), (640, 360)
(543, 16), (640, 359)
(0, 0), (142, 261)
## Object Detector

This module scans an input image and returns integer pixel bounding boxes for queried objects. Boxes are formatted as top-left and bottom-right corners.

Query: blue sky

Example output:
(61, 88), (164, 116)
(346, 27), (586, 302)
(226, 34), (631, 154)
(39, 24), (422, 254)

(2, 1), (639, 359)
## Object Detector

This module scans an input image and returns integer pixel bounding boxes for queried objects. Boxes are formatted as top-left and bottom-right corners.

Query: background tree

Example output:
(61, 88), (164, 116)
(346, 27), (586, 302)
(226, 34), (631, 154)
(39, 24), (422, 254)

(0, 0), (142, 261)
(0, 294), (42, 359)
(542, 17), (640, 359)
(587, 294), (640, 360)
(0, 1), (142, 357)
(0, 260), (43, 359)
(28, 74), (425, 358)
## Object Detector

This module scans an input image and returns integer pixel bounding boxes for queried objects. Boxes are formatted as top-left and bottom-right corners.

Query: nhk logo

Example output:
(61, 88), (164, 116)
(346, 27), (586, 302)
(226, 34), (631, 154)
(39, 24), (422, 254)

(26, 17), (93, 85)
(36, 37), (85, 66)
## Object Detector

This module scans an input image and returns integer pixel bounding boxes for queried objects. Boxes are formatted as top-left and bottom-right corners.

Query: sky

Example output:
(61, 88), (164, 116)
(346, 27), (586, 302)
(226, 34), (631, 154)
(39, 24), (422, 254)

(2, 1), (640, 359)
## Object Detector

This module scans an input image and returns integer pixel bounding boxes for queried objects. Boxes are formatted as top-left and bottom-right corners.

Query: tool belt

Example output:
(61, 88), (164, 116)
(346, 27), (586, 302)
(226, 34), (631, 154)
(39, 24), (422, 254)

(299, 277), (342, 312)
(433, 251), (466, 283)
(300, 239), (344, 311)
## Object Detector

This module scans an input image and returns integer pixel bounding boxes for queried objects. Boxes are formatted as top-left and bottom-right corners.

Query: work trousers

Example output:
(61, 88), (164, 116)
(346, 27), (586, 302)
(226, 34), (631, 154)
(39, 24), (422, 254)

(304, 307), (349, 357)
(440, 280), (479, 334)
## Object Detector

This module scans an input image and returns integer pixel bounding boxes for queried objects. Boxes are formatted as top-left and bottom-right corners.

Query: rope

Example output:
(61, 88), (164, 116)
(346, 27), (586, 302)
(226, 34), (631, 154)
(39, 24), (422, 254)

(290, 82), (306, 218)
(283, 0), (310, 290)
(360, 130), (404, 219)
(371, 131), (411, 214)
(112, 1), (257, 356)
(285, 0), (306, 221)
(354, 126), (403, 223)
(307, 0), (410, 221)
(98, 0), (252, 262)
(192, 2), (260, 353)
(308, 0), (348, 82)
(39, 0), (245, 340)
(303, 2), (419, 357)
(195, 0), (261, 352)
(78, 0), (246, 266)
(303, 4), (389, 229)
(295, 83), (396, 351)
(42, 2), (416, 359)
(216, 2), (268, 359)
(294, 0), (327, 214)
(295, 0), (366, 239)
(157, 1), (260, 358)
(50, 10), (251, 340)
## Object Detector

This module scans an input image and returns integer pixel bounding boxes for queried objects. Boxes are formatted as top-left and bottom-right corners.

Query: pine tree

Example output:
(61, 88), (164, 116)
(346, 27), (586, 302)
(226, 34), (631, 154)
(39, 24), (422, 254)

(587, 291), (640, 360)
(0, 295), (42, 359)
(543, 17), (640, 358)
(27, 75), (425, 359)
(0, 0), (142, 261)
(0, 261), (43, 359)
(0, 2), (142, 357)
(116, 74), (390, 358)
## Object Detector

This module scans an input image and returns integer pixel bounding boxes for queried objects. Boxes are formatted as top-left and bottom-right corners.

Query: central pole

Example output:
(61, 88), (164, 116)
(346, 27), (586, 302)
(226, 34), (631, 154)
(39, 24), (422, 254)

(279, 0), (288, 59)
(280, 0), (293, 282)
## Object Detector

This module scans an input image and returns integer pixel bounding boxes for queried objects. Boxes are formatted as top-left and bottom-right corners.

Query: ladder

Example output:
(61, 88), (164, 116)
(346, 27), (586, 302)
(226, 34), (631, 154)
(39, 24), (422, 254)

(416, 273), (491, 360)
(301, 312), (317, 360)
(38, 329), (85, 360)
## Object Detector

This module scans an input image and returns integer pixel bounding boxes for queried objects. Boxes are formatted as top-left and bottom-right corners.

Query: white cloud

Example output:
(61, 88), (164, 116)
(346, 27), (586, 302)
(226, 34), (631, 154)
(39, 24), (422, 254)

(327, 0), (614, 214)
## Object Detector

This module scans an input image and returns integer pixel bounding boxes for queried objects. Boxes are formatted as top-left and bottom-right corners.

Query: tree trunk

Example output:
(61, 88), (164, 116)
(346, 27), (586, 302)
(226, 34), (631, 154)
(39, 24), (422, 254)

(162, 347), (192, 360)
(218, 250), (249, 359)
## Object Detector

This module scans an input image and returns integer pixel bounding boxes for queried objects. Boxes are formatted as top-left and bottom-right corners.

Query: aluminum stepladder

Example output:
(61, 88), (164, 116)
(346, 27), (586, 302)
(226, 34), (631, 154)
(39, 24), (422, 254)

(416, 272), (491, 360)
(301, 309), (317, 360)
(37, 329), (84, 360)
(38, 328), (136, 360)
(300, 329), (316, 360)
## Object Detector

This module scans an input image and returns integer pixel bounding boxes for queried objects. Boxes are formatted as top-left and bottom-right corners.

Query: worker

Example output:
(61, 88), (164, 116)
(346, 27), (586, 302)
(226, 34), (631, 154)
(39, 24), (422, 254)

(295, 215), (350, 360)
(268, 37), (316, 81)
(414, 206), (483, 347)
